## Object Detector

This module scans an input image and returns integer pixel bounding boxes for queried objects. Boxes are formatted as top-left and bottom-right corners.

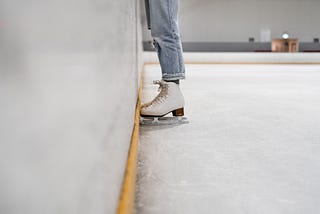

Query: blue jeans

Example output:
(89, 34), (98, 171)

(145, 0), (185, 80)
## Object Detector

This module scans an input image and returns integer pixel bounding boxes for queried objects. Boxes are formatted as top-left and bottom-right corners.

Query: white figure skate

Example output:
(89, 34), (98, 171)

(140, 80), (188, 126)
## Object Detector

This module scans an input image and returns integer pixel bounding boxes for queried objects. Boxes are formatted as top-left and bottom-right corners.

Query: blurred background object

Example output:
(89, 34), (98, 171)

(142, 0), (320, 52)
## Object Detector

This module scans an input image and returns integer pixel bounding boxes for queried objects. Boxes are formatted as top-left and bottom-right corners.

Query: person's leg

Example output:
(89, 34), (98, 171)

(145, 0), (151, 30)
(141, 0), (185, 118)
(149, 0), (185, 81)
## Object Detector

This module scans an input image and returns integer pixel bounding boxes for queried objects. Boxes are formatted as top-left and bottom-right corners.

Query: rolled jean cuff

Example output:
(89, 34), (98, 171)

(162, 72), (186, 81)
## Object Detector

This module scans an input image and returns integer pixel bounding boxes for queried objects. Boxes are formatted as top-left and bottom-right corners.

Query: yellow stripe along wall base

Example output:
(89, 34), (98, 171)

(117, 69), (143, 214)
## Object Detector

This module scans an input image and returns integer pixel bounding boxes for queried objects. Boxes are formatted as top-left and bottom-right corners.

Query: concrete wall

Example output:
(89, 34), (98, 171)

(142, 0), (320, 43)
(0, 0), (142, 214)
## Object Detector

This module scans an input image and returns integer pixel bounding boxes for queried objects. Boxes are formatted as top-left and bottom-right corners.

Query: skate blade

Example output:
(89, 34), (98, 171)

(140, 116), (189, 126)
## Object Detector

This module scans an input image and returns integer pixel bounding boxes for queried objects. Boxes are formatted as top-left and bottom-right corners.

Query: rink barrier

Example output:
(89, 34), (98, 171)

(117, 67), (143, 214)
(143, 52), (320, 64)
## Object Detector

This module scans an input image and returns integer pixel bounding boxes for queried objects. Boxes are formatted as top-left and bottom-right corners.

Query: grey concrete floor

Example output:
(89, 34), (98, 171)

(136, 64), (320, 214)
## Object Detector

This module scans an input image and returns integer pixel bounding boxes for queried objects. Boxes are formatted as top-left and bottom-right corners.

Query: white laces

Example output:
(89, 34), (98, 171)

(146, 80), (169, 108)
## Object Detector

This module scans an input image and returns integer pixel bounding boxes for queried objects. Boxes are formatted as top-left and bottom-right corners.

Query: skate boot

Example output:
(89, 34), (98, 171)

(140, 80), (188, 125)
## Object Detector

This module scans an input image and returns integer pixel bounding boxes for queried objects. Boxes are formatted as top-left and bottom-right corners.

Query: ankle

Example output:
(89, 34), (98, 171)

(164, 79), (180, 85)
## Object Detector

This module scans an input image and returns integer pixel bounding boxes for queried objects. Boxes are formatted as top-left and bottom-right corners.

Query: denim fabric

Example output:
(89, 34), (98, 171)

(145, 0), (185, 80)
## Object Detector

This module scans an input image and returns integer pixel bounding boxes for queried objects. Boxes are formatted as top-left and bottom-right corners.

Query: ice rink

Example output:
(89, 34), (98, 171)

(136, 63), (320, 214)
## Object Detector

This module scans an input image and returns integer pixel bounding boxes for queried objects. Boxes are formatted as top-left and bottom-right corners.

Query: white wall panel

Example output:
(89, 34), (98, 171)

(0, 0), (142, 213)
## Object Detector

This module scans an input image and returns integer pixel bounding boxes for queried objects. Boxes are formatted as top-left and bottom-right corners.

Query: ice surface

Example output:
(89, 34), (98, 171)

(136, 64), (320, 214)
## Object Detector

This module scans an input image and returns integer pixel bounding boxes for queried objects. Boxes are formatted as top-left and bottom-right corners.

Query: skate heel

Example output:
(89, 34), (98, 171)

(172, 108), (184, 117)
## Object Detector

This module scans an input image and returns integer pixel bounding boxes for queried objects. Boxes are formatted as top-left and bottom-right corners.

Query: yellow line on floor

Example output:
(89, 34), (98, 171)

(116, 67), (144, 214)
